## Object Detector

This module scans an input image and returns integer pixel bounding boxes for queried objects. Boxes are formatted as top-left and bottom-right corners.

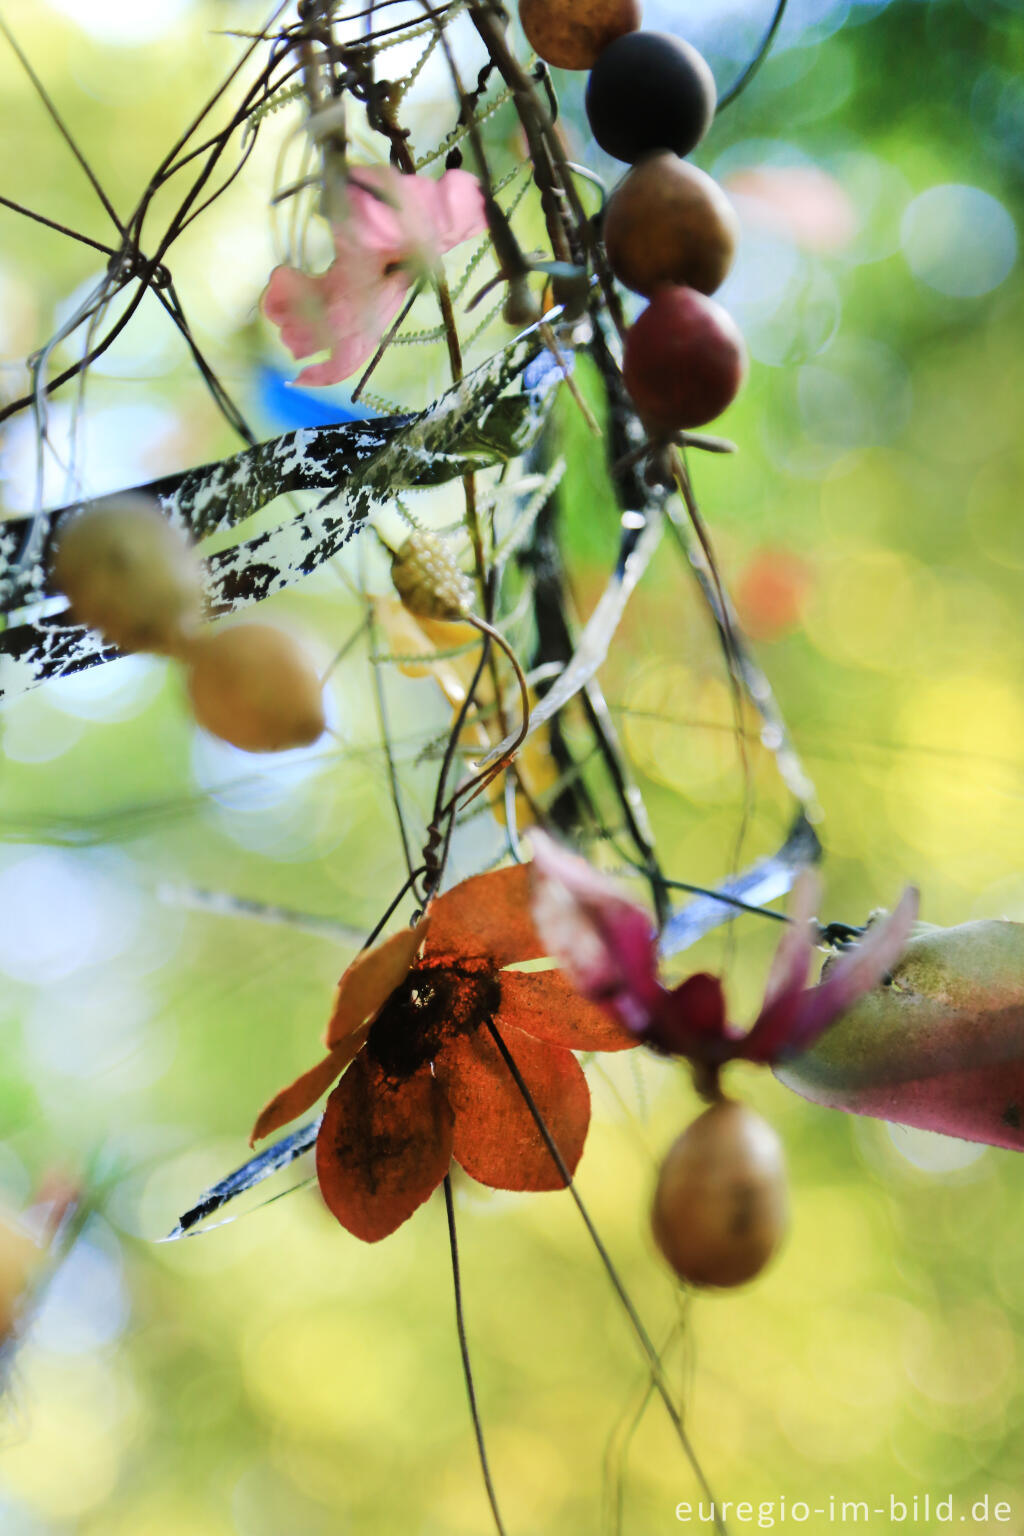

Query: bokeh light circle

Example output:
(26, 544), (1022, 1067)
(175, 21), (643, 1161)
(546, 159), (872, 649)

(901, 184), (1017, 298)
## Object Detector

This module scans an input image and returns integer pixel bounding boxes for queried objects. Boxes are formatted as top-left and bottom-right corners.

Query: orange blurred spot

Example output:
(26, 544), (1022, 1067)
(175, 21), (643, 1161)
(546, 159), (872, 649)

(735, 548), (812, 642)
(725, 165), (858, 254)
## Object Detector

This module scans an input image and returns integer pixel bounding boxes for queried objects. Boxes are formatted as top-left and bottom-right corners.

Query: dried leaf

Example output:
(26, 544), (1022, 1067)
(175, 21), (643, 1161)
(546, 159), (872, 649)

(316, 1054), (454, 1241)
(165, 1118), (320, 1240)
(1, 328), (558, 700)
(481, 513), (663, 765)
(497, 967), (635, 1053)
(324, 917), (431, 1048)
(427, 863), (544, 969)
(437, 1021), (589, 1191)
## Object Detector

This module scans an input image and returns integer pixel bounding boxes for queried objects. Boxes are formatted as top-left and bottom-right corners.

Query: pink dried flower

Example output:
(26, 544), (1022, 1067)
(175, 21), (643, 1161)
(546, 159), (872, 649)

(529, 831), (919, 1070)
(263, 166), (487, 388)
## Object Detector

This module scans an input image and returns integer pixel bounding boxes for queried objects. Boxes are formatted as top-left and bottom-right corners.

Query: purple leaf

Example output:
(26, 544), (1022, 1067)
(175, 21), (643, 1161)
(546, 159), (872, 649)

(529, 832), (663, 1034)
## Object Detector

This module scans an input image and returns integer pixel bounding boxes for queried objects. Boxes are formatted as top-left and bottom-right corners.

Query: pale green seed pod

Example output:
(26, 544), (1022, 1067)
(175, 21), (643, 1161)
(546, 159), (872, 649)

(776, 919), (1024, 1149)
(51, 493), (203, 654)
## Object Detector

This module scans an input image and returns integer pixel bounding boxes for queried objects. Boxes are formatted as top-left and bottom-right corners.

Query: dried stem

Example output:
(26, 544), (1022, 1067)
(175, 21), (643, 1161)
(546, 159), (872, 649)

(443, 1175), (509, 1536)
(483, 1018), (727, 1536)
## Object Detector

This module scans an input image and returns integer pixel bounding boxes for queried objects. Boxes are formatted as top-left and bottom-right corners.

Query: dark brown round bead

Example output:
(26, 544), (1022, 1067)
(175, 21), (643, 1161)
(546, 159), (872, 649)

(585, 31), (716, 163)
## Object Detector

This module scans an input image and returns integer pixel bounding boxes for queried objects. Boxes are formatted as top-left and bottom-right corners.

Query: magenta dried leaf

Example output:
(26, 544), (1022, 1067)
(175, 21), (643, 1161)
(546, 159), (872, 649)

(742, 884), (919, 1064)
(529, 830), (664, 1035)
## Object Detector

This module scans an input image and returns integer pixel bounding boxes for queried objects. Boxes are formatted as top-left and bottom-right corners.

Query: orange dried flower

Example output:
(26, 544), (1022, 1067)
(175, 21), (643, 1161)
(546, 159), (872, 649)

(251, 865), (632, 1241)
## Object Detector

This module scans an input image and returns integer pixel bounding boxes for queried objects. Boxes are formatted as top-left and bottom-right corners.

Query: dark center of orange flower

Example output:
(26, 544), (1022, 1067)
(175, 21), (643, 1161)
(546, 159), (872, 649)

(367, 957), (502, 1079)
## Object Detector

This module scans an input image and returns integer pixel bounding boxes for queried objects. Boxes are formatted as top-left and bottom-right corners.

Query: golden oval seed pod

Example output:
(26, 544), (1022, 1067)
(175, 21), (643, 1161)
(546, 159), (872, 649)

(652, 1099), (788, 1288)
(604, 153), (740, 298)
(183, 622), (326, 754)
(51, 493), (203, 655)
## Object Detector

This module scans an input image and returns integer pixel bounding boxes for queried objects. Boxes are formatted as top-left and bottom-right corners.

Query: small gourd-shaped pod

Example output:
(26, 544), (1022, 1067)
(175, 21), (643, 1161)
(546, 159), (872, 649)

(652, 1098), (788, 1288)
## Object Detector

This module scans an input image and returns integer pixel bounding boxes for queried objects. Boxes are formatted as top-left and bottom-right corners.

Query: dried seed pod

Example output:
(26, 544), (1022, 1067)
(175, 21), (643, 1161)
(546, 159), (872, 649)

(585, 32), (716, 163)
(51, 493), (203, 655)
(776, 917), (1024, 1149)
(391, 531), (474, 622)
(183, 622), (326, 754)
(604, 153), (739, 297)
(518, 0), (641, 72)
(652, 1100), (787, 1287)
(623, 285), (747, 431)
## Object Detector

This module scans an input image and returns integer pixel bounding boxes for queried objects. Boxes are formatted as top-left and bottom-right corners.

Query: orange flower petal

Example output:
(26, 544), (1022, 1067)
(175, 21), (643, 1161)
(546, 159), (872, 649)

(497, 968), (635, 1053)
(426, 864), (544, 968)
(316, 1053), (454, 1241)
(324, 917), (431, 1048)
(436, 1021), (589, 1191)
(250, 1028), (369, 1145)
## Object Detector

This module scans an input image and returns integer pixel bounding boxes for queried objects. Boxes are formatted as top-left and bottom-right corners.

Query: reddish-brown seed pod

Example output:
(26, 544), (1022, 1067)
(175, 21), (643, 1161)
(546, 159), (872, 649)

(623, 285), (747, 431)
(518, 0), (641, 71)
(652, 1100), (787, 1288)
(604, 154), (739, 297)
(51, 494), (203, 655)
(183, 622), (326, 754)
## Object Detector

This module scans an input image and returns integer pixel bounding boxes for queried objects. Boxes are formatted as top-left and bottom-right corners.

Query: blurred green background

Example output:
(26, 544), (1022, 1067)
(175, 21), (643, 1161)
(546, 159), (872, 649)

(1, 0), (1023, 1531)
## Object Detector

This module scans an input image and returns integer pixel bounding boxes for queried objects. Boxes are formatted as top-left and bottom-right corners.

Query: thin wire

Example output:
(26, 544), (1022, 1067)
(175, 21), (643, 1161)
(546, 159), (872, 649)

(424, 623), (493, 894)
(0, 194), (117, 257)
(0, 14), (124, 234)
(482, 1018), (728, 1536)
(443, 1176), (509, 1536)
(155, 281), (257, 445)
(0, 23), (293, 429)
(605, 839), (793, 927)
(718, 0), (790, 110)
(351, 283), (424, 402)
(603, 1324), (681, 1534)
(364, 865), (428, 947)
(367, 604), (419, 884)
